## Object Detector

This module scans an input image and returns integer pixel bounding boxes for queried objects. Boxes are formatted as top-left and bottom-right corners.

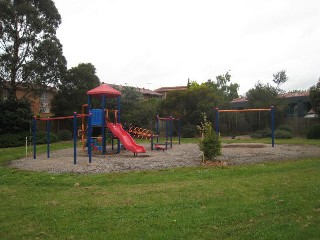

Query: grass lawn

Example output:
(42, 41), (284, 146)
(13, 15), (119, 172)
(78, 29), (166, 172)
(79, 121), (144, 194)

(0, 139), (319, 239)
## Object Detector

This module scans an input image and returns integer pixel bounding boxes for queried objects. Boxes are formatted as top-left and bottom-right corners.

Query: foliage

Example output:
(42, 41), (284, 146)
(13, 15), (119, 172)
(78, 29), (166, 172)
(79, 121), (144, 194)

(0, 97), (33, 134)
(0, 0), (66, 98)
(306, 124), (320, 139)
(246, 81), (285, 131)
(278, 125), (293, 133)
(58, 130), (72, 141)
(0, 131), (30, 148)
(181, 123), (198, 138)
(309, 78), (320, 115)
(198, 113), (221, 160)
(51, 63), (100, 116)
(35, 131), (58, 144)
(250, 128), (272, 139)
(160, 72), (239, 136)
(273, 70), (288, 89)
(274, 129), (293, 139)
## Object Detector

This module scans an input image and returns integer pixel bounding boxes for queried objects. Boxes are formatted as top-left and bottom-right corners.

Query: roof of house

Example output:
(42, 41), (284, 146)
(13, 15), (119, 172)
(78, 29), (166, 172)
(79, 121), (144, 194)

(109, 84), (161, 96)
(230, 91), (310, 103)
(87, 83), (121, 98)
(155, 86), (188, 92)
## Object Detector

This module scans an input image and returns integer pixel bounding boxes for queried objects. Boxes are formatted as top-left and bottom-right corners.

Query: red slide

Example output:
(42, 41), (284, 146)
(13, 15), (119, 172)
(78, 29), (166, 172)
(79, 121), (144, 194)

(107, 123), (146, 154)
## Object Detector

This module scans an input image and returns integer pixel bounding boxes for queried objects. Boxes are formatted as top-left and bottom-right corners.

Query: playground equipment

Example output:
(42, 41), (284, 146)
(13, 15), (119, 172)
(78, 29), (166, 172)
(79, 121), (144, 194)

(128, 124), (153, 139)
(32, 112), (87, 164)
(151, 115), (181, 150)
(215, 107), (275, 147)
(32, 83), (146, 164)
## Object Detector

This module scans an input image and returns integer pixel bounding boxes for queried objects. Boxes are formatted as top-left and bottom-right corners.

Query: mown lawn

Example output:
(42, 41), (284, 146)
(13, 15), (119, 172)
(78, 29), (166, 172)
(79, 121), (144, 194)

(0, 139), (319, 239)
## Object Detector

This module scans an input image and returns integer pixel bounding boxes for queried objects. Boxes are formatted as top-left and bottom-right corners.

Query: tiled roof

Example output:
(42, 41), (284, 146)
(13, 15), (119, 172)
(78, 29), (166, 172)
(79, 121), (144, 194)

(155, 86), (188, 92)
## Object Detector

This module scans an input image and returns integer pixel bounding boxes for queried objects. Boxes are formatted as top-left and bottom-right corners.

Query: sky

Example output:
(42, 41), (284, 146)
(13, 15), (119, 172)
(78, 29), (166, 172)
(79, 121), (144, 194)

(54, 0), (320, 95)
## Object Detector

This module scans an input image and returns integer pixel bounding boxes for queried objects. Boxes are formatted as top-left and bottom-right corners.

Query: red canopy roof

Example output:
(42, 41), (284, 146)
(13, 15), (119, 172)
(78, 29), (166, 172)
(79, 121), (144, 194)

(87, 83), (121, 98)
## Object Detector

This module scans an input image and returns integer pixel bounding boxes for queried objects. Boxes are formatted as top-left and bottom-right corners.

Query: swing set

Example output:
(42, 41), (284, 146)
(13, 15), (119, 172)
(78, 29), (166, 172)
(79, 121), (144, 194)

(215, 106), (275, 147)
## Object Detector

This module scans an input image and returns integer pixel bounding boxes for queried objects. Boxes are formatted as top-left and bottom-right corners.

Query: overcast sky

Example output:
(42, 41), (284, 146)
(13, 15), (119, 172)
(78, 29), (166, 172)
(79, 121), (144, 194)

(54, 0), (320, 95)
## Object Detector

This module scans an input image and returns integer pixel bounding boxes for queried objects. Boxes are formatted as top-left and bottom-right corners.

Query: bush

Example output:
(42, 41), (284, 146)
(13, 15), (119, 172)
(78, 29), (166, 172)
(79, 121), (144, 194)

(274, 129), (293, 139)
(198, 113), (221, 161)
(250, 132), (263, 139)
(0, 132), (30, 148)
(278, 125), (293, 133)
(250, 128), (271, 139)
(181, 123), (198, 138)
(58, 130), (72, 141)
(35, 131), (59, 144)
(0, 97), (33, 134)
(199, 133), (221, 161)
(306, 124), (320, 139)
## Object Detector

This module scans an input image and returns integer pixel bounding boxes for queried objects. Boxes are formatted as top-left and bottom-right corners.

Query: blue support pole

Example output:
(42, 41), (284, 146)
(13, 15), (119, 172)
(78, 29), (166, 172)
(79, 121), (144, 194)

(166, 119), (168, 144)
(271, 106), (275, 147)
(46, 119), (51, 158)
(215, 108), (219, 135)
(33, 116), (36, 159)
(178, 117), (181, 145)
(88, 95), (92, 163)
(156, 115), (159, 143)
(170, 116), (173, 148)
(102, 95), (106, 155)
(73, 112), (77, 164)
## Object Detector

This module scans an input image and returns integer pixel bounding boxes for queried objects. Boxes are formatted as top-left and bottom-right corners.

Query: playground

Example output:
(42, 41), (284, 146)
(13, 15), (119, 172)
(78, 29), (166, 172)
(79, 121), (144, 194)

(10, 141), (320, 173)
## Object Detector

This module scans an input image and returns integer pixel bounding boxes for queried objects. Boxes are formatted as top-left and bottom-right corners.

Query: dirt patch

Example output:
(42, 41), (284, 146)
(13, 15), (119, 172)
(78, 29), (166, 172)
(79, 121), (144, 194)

(10, 142), (320, 174)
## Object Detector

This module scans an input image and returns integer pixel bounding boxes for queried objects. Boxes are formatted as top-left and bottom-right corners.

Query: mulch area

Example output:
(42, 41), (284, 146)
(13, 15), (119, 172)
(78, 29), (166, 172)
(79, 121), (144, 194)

(9, 142), (320, 174)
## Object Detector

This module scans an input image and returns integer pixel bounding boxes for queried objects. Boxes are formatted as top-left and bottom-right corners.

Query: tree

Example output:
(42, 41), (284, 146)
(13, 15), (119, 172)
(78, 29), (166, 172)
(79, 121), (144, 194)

(51, 63), (100, 116)
(0, 0), (67, 99)
(273, 70), (288, 89)
(246, 81), (284, 131)
(309, 78), (320, 115)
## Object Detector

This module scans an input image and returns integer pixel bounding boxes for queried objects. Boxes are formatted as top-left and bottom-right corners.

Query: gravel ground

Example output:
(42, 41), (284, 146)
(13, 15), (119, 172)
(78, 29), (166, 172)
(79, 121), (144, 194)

(10, 142), (320, 174)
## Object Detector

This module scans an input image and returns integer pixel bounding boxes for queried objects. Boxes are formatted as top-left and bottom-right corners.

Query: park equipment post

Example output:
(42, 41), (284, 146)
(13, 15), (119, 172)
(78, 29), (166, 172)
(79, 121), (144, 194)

(73, 112), (77, 164)
(156, 115), (159, 143)
(117, 96), (121, 153)
(46, 119), (51, 158)
(170, 116), (173, 148)
(102, 95), (106, 155)
(33, 116), (36, 159)
(215, 107), (275, 147)
(215, 108), (219, 135)
(271, 106), (275, 147)
(87, 95), (92, 163)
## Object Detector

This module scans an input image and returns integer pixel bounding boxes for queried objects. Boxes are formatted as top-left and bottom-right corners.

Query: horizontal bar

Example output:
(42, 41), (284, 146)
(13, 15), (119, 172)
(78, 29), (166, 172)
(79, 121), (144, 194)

(37, 114), (89, 121)
(217, 108), (271, 113)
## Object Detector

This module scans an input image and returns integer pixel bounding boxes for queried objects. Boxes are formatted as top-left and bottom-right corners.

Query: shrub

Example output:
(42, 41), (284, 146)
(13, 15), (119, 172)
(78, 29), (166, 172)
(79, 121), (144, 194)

(35, 131), (59, 144)
(274, 129), (293, 139)
(58, 130), (72, 141)
(250, 132), (263, 139)
(250, 128), (271, 139)
(278, 125), (293, 133)
(198, 113), (221, 161)
(306, 124), (320, 139)
(0, 132), (30, 148)
(181, 123), (198, 138)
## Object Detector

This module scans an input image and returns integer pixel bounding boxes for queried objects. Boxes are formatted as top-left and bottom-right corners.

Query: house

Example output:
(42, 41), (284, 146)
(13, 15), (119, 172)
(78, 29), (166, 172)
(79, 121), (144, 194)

(0, 83), (55, 117)
(154, 86), (188, 99)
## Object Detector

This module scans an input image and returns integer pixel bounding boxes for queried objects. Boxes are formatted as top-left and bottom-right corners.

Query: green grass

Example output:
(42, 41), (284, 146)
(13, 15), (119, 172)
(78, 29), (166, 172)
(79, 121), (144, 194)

(0, 139), (320, 239)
